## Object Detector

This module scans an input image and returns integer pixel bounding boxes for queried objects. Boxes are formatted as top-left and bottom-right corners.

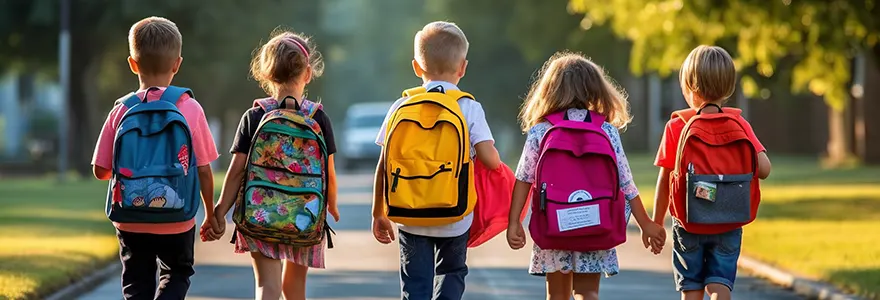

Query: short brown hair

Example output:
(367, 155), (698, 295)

(128, 16), (182, 75)
(679, 45), (737, 103)
(250, 30), (325, 95)
(414, 21), (469, 75)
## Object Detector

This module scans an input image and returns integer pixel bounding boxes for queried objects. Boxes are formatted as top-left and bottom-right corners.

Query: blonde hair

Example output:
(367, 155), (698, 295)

(250, 30), (325, 96)
(679, 45), (737, 103)
(519, 52), (631, 131)
(128, 16), (182, 75)
(414, 21), (469, 75)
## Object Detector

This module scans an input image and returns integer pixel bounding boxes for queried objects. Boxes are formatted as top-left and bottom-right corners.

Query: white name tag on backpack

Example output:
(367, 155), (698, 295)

(557, 204), (601, 231)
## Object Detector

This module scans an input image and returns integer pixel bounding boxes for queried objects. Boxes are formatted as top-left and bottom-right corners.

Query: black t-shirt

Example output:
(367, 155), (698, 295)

(230, 105), (337, 155)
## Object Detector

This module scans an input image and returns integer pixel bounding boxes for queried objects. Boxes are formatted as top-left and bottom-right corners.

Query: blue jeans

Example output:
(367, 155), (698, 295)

(672, 224), (743, 292)
(398, 230), (468, 300)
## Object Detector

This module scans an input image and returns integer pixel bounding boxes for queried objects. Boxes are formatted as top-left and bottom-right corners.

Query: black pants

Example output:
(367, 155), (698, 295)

(116, 226), (196, 300)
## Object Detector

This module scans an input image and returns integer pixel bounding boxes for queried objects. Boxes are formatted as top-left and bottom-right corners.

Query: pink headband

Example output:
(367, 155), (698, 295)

(285, 37), (309, 60)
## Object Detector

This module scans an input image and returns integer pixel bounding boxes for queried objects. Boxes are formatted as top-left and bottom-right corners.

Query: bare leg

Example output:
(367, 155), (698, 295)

(545, 272), (573, 300)
(571, 273), (601, 300)
(281, 260), (309, 300)
(250, 252), (282, 300)
(682, 290), (704, 300)
(705, 283), (731, 300)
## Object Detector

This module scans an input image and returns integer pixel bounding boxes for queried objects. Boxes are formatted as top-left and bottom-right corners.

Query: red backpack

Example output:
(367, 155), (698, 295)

(669, 104), (761, 235)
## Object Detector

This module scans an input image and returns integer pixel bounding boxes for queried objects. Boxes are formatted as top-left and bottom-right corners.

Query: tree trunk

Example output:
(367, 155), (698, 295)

(825, 106), (855, 167)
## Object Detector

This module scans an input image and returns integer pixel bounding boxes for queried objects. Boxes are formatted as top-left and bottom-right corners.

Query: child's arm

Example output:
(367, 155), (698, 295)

(371, 151), (395, 244)
(474, 141), (501, 170)
(92, 105), (125, 181)
(198, 165), (215, 216)
(757, 151), (772, 179)
(506, 180), (530, 249)
(327, 154), (339, 221)
(652, 167), (672, 225)
(215, 153), (247, 218)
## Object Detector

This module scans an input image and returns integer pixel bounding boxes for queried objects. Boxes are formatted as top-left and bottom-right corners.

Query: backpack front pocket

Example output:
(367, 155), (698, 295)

(387, 159), (456, 209)
(243, 182), (324, 234)
(115, 165), (186, 211)
(686, 173), (752, 224)
(251, 124), (324, 177)
(540, 184), (614, 238)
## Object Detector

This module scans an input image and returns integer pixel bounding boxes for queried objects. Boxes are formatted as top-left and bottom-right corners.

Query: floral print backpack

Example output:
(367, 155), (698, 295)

(233, 97), (333, 248)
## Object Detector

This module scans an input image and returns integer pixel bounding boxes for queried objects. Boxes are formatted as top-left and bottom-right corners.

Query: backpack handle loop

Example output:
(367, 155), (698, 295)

(697, 103), (723, 115)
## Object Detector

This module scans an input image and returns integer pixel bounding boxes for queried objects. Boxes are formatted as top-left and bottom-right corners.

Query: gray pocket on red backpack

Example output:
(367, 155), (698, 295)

(686, 173), (752, 224)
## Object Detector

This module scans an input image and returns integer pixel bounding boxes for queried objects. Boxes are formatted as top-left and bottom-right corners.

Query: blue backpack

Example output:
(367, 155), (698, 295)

(105, 86), (201, 223)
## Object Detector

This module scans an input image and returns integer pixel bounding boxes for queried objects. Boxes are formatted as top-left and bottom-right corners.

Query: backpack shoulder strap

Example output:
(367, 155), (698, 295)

(444, 90), (474, 102)
(402, 86), (428, 97)
(253, 98), (280, 112)
(299, 99), (323, 118)
(671, 109), (697, 122)
(158, 86), (193, 105)
(546, 111), (566, 125)
(116, 92), (140, 108)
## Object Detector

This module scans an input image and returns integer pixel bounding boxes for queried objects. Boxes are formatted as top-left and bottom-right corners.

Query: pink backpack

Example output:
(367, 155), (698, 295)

(528, 110), (627, 252)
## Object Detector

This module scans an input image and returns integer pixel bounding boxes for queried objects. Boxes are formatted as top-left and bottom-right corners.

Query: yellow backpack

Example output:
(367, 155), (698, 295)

(382, 86), (477, 226)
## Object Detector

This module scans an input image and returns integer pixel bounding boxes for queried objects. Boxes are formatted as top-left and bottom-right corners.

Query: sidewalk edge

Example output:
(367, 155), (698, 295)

(45, 262), (121, 300)
(738, 255), (865, 300)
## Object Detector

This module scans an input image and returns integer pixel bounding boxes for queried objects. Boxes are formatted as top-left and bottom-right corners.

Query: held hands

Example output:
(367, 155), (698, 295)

(506, 222), (526, 250)
(640, 222), (666, 255)
(371, 216), (395, 244)
(200, 206), (228, 242)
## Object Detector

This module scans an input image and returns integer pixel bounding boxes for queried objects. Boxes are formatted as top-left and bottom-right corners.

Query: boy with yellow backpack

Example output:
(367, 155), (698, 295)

(371, 21), (502, 299)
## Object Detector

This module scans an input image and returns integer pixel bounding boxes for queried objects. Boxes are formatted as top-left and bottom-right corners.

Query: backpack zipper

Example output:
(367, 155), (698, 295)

(390, 164), (450, 193)
(540, 182), (547, 212)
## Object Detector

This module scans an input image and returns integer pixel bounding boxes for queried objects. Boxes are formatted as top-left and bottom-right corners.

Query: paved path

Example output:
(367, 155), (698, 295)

(78, 173), (801, 300)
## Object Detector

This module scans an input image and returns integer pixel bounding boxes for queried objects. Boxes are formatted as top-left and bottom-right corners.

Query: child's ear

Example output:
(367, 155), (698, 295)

(303, 65), (313, 84)
(457, 60), (468, 78)
(412, 60), (425, 77)
(127, 56), (139, 74)
(171, 57), (183, 74)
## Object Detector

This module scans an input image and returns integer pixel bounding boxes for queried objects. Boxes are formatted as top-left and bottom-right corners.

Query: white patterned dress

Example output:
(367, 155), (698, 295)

(515, 108), (638, 277)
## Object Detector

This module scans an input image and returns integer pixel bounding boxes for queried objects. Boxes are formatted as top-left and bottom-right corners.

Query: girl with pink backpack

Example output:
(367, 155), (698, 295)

(506, 52), (666, 300)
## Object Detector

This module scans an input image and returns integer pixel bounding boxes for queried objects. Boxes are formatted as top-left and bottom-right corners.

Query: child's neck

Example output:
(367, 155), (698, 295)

(422, 74), (460, 86)
(273, 85), (306, 105)
(138, 74), (175, 90)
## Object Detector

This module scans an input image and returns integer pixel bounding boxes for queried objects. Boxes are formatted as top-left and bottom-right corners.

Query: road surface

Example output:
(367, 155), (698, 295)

(78, 173), (801, 300)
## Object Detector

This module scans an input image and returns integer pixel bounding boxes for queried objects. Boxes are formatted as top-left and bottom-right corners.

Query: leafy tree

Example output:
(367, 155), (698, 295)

(570, 0), (880, 163)
(0, 0), (322, 176)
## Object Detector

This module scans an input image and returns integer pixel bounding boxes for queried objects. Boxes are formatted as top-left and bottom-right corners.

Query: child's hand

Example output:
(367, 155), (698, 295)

(328, 203), (340, 222)
(640, 222), (666, 254)
(371, 216), (395, 244)
(199, 216), (219, 242)
(211, 212), (226, 240)
(506, 222), (526, 250)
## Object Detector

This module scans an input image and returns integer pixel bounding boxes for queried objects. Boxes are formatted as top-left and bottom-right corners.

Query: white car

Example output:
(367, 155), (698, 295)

(339, 102), (392, 170)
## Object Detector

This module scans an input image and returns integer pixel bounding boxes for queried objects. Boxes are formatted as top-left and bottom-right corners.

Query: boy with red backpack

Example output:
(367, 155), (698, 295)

(652, 45), (773, 300)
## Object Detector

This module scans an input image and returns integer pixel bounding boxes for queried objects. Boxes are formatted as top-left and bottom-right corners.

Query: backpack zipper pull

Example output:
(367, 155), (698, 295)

(540, 182), (547, 212)
(391, 168), (401, 192)
(688, 163), (695, 174)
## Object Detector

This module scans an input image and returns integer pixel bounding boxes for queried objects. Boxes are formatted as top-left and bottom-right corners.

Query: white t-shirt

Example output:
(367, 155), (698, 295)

(375, 81), (494, 238)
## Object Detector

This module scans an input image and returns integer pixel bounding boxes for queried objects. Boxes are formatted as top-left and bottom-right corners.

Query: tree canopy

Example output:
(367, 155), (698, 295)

(570, 0), (880, 110)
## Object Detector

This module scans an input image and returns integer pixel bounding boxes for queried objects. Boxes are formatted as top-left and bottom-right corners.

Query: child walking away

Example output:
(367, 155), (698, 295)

(91, 16), (220, 300)
(652, 45), (772, 300)
(206, 30), (339, 300)
(371, 21), (502, 300)
(506, 52), (665, 300)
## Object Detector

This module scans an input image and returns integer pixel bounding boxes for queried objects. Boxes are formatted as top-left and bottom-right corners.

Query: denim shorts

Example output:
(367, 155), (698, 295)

(671, 224), (743, 292)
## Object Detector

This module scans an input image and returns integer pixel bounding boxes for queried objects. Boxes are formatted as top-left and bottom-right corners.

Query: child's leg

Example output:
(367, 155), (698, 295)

(250, 252), (283, 300)
(434, 231), (468, 300)
(671, 225), (707, 300)
(281, 261), (309, 300)
(571, 273), (601, 300)
(702, 228), (743, 300)
(154, 227), (196, 300)
(398, 230), (435, 300)
(545, 272), (573, 300)
(116, 229), (158, 300)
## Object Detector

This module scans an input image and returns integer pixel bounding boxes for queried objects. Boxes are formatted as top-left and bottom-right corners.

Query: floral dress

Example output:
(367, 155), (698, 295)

(515, 108), (638, 277)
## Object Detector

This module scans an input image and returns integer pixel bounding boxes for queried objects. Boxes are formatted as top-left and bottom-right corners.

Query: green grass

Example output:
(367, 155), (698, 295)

(625, 154), (880, 299)
(0, 178), (118, 300)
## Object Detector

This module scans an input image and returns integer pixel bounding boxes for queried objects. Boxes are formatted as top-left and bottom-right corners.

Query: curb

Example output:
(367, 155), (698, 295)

(738, 256), (864, 300)
(45, 262), (120, 300)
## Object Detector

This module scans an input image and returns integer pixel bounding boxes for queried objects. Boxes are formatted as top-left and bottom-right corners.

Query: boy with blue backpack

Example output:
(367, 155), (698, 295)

(91, 16), (219, 300)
